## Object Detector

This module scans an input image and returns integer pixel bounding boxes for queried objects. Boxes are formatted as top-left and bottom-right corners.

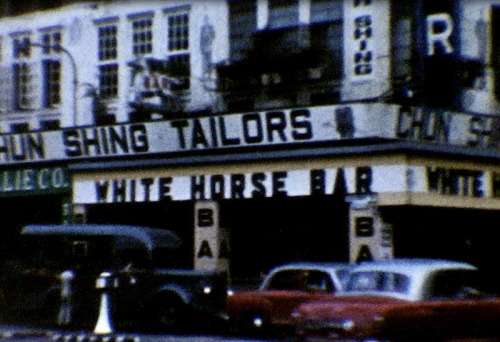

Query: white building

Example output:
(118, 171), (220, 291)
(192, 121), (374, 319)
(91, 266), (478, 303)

(0, 0), (229, 132)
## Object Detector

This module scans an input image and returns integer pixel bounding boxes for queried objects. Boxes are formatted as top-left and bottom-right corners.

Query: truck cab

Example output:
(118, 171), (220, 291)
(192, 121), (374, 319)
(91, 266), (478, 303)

(0, 224), (227, 331)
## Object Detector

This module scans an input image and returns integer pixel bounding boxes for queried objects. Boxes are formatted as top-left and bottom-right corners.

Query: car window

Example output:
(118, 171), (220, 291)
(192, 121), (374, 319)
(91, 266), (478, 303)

(267, 269), (334, 292)
(336, 269), (351, 289)
(346, 271), (410, 295)
(426, 270), (482, 300)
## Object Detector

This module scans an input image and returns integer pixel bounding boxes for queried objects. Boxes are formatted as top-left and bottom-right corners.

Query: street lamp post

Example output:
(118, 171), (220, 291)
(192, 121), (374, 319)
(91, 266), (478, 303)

(29, 42), (78, 127)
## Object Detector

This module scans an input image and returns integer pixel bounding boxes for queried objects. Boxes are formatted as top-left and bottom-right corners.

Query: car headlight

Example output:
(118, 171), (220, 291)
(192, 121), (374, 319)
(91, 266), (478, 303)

(203, 286), (212, 294)
(227, 289), (235, 296)
(253, 317), (263, 328)
(341, 319), (355, 331)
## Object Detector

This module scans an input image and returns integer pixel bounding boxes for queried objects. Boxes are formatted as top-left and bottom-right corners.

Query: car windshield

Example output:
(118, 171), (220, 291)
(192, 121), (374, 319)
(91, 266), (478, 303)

(345, 271), (410, 295)
(266, 269), (334, 292)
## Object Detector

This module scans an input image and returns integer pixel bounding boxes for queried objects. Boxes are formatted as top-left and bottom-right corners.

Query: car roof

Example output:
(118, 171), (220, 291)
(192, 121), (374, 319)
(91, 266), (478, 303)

(270, 262), (351, 273)
(352, 258), (477, 277)
(22, 224), (183, 251)
(345, 258), (477, 301)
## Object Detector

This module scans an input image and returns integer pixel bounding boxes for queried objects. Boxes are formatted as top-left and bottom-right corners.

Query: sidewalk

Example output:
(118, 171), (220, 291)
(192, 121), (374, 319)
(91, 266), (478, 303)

(0, 325), (52, 339)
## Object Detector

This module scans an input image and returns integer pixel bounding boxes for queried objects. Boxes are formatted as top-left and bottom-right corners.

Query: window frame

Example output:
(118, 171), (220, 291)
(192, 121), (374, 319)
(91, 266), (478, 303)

(96, 22), (119, 100)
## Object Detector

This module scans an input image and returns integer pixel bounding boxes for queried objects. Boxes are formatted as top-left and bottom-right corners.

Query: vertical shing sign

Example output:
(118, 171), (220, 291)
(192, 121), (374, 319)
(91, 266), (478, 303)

(342, 0), (391, 101)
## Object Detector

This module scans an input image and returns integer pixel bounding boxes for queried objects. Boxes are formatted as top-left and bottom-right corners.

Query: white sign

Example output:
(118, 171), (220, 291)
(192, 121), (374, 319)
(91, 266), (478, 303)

(2, 104), (500, 166)
(73, 165), (405, 204)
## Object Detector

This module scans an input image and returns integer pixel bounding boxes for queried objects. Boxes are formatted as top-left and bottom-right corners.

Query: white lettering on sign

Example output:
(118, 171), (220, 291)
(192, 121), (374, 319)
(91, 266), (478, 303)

(426, 13), (454, 56)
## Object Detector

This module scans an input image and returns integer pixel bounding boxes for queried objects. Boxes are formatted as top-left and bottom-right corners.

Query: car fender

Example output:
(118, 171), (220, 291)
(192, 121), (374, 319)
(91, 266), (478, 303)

(154, 284), (191, 304)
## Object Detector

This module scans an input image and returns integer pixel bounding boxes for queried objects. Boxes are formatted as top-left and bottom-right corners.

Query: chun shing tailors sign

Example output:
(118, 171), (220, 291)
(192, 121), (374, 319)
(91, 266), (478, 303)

(2, 104), (500, 166)
(74, 164), (500, 206)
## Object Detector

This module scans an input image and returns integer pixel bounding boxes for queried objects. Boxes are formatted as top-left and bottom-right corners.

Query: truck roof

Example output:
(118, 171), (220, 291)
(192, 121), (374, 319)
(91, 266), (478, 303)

(22, 224), (182, 251)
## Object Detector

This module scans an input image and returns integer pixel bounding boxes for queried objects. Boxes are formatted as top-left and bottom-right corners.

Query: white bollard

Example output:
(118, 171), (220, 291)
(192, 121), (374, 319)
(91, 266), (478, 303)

(94, 272), (114, 335)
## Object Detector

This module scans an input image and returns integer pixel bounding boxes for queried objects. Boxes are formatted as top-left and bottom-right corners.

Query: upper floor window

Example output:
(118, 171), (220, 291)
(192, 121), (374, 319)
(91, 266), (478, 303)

(40, 30), (62, 108)
(166, 9), (190, 91)
(41, 31), (61, 54)
(97, 23), (119, 99)
(167, 11), (189, 53)
(12, 34), (34, 110)
(310, 0), (343, 23)
(229, 0), (257, 61)
(132, 17), (153, 56)
(268, 0), (299, 29)
(43, 60), (61, 107)
(98, 24), (118, 61)
(13, 36), (31, 59)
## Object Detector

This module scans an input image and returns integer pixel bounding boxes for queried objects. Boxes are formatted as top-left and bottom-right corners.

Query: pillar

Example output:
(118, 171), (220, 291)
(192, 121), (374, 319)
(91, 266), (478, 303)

(194, 200), (230, 274)
(347, 195), (393, 264)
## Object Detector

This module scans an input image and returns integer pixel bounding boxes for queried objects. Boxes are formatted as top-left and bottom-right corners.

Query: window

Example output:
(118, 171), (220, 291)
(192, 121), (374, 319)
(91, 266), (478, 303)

(97, 23), (118, 99)
(41, 31), (61, 54)
(427, 270), (482, 300)
(12, 35), (34, 110)
(346, 271), (410, 295)
(40, 30), (62, 108)
(98, 25), (117, 61)
(99, 64), (118, 99)
(167, 12), (188, 52)
(132, 18), (153, 56)
(267, 269), (334, 292)
(310, 0), (343, 23)
(166, 10), (190, 91)
(43, 60), (61, 106)
(13, 36), (31, 59)
(268, 0), (299, 29)
(229, 0), (257, 61)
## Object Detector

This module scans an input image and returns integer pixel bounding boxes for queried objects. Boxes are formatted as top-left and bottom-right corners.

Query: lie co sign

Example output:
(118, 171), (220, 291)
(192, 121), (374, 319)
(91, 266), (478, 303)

(0, 166), (70, 196)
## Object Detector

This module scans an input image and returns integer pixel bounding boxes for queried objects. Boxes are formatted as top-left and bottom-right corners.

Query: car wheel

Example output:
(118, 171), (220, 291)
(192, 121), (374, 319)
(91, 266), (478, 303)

(152, 295), (187, 331)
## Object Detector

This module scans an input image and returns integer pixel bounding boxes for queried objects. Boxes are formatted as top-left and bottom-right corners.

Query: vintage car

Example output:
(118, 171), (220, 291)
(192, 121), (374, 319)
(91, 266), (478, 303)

(0, 224), (227, 330)
(292, 258), (500, 342)
(224, 262), (350, 334)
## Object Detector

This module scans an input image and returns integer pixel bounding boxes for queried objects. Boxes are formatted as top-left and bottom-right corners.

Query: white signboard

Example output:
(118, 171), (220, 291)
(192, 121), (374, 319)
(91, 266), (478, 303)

(342, 0), (391, 101)
(74, 164), (500, 205)
(2, 104), (500, 166)
(74, 165), (405, 204)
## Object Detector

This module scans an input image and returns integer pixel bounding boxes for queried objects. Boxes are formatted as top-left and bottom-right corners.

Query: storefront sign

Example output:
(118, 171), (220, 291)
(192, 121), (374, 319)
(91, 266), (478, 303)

(342, 0), (391, 101)
(74, 165), (403, 203)
(0, 166), (70, 196)
(194, 201), (230, 273)
(2, 104), (500, 166)
(74, 164), (500, 206)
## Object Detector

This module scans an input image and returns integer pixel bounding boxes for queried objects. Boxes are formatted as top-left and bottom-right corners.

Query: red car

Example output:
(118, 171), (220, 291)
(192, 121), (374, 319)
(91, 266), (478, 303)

(224, 262), (350, 334)
(292, 259), (500, 342)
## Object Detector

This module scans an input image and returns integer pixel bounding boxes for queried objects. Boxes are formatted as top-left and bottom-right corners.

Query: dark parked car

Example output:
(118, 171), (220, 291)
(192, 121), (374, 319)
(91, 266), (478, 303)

(0, 224), (227, 331)
(224, 262), (350, 335)
(292, 258), (500, 342)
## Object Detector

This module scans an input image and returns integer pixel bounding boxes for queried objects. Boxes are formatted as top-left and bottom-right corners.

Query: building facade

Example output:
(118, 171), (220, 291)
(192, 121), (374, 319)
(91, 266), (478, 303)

(2, 0), (500, 283)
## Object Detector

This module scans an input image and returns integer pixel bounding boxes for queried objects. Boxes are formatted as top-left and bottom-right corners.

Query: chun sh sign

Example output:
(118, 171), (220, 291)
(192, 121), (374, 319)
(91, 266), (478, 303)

(2, 104), (500, 165)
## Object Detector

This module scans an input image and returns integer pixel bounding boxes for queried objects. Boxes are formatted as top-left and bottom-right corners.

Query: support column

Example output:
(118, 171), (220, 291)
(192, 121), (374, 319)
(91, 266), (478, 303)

(347, 195), (393, 264)
(194, 201), (230, 274)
